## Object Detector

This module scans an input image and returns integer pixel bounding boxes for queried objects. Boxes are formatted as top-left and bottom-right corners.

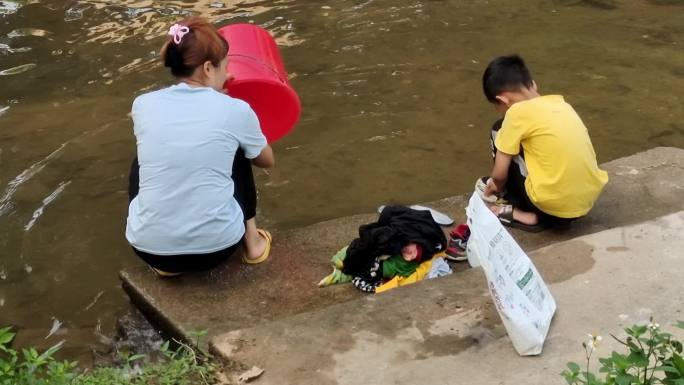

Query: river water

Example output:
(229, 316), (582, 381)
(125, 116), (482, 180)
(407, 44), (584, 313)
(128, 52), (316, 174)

(1, 0), (683, 362)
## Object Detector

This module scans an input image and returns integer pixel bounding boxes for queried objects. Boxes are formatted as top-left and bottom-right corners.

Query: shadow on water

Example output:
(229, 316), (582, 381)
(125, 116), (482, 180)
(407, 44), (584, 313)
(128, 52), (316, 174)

(0, 0), (683, 363)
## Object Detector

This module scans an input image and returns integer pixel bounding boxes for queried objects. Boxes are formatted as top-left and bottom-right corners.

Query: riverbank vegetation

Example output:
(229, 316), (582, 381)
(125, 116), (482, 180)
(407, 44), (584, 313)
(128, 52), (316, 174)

(0, 326), (219, 385)
(562, 320), (684, 385)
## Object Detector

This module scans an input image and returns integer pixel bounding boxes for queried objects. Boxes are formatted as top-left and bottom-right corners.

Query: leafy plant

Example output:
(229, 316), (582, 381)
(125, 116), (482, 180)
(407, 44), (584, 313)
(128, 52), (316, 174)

(0, 326), (220, 385)
(187, 329), (209, 351)
(562, 319), (684, 385)
(0, 326), (78, 385)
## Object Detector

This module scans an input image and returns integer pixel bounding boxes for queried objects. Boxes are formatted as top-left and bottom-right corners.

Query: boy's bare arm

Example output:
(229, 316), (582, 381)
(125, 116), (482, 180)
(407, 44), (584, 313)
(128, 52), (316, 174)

(486, 151), (513, 196)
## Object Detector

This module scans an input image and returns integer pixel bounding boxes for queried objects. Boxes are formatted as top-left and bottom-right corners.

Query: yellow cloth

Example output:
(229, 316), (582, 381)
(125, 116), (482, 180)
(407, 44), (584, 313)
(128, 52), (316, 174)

(495, 95), (608, 218)
(375, 253), (445, 294)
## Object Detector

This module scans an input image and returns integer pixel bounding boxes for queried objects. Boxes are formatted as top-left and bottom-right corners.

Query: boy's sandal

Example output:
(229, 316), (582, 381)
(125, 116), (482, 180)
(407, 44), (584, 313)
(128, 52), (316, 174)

(243, 229), (272, 264)
(496, 204), (547, 233)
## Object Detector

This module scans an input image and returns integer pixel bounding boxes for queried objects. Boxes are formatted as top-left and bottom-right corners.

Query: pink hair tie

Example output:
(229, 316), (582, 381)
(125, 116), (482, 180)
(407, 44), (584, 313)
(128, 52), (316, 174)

(168, 24), (190, 45)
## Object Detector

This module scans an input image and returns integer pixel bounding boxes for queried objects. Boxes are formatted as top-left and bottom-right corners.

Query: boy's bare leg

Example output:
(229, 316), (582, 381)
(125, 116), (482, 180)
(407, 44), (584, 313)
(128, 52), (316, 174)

(489, 205), (539, 225)
(243, 217), (268, 261)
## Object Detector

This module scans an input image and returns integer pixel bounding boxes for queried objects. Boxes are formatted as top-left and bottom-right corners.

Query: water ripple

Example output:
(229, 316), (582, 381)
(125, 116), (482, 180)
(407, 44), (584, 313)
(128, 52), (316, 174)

(0, 0), (20, 15)
(7, 28), (52, 38)
(0, 63), (37, 76)
(76, 0), (293, 44)
(0, 43), (32, 54)
(24, 180), (72, 231)
(0, 143), (67, 216)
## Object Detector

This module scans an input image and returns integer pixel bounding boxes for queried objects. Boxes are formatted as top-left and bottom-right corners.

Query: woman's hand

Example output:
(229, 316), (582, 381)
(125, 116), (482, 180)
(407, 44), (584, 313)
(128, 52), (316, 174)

(220, 73), (235, 94)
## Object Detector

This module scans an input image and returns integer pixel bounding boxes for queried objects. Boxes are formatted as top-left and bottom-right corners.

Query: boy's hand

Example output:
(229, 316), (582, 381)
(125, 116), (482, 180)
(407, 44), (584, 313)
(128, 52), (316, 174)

(484, 178), (500, 197)
(487, 151), (512, 198)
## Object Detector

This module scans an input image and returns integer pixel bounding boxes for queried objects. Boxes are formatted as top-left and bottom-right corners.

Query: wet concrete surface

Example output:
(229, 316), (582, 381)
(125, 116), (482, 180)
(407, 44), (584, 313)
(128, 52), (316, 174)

(211, 211), (684, 385)
(119, 146), (684, 354)
(211, 265), (504, 385)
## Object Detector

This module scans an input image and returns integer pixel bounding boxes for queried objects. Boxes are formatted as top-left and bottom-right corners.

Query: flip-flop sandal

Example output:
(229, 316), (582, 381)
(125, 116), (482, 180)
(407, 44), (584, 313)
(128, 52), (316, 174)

(496, 204), (547, 233)
(243, 229), (272, 264)
(149, 266), (183, 277)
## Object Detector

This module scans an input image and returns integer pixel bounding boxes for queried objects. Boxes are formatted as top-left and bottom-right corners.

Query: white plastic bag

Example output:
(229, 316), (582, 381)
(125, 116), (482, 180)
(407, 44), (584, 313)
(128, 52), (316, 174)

(466, 193), (556, 356)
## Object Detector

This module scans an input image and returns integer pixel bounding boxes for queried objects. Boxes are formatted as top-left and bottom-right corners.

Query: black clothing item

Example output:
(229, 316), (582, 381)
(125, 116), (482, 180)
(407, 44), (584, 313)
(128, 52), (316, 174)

(132, 243), (241, 273)
(127, 148), (257, 272)
(490, 119), (575, 227)
(351, 257), (382, 293)
(230, 148), (258, 220)
(342, 205), (447, 279)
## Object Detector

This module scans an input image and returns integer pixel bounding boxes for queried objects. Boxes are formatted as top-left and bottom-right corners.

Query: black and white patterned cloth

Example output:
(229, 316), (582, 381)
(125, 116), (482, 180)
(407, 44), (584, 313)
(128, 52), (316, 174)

(351, 257), (382, 293)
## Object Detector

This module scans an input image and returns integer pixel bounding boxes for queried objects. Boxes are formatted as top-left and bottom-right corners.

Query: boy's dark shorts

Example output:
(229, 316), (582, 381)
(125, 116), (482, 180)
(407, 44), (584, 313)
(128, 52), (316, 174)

(506, 182), (577, 227)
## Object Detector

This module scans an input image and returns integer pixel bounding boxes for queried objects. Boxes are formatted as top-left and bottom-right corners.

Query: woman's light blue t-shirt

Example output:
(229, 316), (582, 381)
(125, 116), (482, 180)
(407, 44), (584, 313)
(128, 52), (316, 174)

(125, 83), (267, 255)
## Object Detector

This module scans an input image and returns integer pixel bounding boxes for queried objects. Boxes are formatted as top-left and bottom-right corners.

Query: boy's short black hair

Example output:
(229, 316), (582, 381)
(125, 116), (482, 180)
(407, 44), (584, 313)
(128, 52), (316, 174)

(482, 55), (534, 103)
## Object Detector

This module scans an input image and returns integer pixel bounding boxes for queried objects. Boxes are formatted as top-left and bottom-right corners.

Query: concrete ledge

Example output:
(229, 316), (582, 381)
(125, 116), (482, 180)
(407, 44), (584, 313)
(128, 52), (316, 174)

(210, 211), (684, 385)
(119, 146), (684, 348)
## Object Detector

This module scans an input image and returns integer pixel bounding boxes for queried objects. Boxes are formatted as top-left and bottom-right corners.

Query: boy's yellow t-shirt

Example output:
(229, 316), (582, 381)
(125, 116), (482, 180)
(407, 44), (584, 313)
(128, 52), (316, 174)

(494, 95), (608, 218)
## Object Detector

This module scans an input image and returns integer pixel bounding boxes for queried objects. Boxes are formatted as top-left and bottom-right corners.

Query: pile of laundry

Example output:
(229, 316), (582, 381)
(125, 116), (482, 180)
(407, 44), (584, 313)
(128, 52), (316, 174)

(318, 205), (470, 294)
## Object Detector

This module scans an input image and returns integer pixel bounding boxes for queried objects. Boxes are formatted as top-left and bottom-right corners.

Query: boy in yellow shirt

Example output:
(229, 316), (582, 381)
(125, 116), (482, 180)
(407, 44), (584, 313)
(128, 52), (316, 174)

(481, 55), (608, 231)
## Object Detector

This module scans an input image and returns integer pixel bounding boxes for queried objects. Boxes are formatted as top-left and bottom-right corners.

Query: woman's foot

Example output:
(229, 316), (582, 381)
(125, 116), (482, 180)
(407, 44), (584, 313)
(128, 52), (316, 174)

(243, 219), (272, 264)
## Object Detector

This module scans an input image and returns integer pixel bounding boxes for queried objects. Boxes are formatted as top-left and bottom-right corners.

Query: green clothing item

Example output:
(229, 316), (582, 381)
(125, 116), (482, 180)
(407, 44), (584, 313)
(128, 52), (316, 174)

(331, 246), (347, 270)
(318, 246), (353, 287)
(382, 255), (420, 278)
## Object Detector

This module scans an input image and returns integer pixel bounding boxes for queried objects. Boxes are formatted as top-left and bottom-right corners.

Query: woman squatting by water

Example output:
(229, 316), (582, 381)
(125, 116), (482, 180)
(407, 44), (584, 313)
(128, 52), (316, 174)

(125, 17), (274, 276)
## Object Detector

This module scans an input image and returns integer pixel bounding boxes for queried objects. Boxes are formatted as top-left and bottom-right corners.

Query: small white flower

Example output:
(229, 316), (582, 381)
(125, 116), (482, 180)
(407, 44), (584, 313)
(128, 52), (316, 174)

(585, 333), (602, 351)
